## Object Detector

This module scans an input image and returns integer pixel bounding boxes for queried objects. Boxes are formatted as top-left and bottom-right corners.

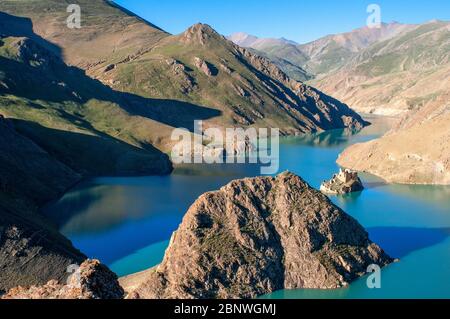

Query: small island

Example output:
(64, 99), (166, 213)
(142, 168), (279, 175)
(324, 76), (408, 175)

(320, 169), (364, 195)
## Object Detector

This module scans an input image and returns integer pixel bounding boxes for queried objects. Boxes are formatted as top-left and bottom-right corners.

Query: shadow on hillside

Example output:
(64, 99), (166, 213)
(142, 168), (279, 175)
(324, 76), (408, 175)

(0, 12), (62, 56)
(235, 52), (369, 130)
(367, 227), (450, 258)
(0, 12), (221, 132)
(12, 119), (172, 176)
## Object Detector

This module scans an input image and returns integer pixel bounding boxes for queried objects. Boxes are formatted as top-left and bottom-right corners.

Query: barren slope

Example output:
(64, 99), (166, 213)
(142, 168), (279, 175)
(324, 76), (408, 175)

(313, 21), (450, 115)
(338, 93), (450, 185)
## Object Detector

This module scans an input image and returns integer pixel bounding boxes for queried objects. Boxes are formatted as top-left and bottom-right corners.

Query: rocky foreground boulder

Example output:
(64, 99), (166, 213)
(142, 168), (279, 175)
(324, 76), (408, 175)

(2, 260), (124, 299)
(126, 172), (393, 299)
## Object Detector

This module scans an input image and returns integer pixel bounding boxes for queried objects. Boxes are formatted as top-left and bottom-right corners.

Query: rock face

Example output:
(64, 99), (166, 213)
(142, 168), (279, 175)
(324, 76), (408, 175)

(127, 172), (393, 299)
(193, 57), (216, 77)
(320, 169), (364, 195)
(2, 260), (124, 299)
(338, 93), (450, 185)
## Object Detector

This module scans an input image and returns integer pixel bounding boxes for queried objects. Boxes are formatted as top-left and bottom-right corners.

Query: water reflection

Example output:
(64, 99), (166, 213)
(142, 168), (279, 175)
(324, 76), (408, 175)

(368, 227), (450, 258)
(262, 233), (450, 299)
(282, 128), (360, 148)
(45, 184), (149, 235)
(388, 184), (450, 208)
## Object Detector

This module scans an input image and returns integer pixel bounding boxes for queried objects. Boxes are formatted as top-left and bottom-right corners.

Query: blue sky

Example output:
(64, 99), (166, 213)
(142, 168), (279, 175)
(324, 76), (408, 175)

(114, 0), (450, 43)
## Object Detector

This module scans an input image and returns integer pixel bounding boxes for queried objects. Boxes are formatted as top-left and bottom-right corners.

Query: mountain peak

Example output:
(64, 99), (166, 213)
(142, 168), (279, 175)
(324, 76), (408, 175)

(227, 33), (299, 50)
(188, 23), (216, 33)
(181, 23), (223, 45)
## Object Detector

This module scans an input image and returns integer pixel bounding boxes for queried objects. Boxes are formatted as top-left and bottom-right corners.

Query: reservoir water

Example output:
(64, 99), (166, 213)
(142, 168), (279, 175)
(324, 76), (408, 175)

(43, 116), (450, 299)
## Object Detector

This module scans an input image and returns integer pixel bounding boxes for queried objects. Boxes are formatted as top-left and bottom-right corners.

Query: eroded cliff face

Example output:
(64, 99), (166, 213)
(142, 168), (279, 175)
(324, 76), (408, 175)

(338, 93), (450, 185)
(125, 172), (393, 299)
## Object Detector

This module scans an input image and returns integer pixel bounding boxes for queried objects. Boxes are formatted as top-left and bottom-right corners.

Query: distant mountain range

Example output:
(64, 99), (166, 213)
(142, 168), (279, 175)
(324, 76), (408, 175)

(228, 23), (414, 77)
(228, 32), (311, 81)
(228, 21), (450, 115)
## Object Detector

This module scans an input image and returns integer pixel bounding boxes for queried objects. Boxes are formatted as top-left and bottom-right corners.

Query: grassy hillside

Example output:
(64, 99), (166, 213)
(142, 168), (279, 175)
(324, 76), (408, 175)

(0, 33), (173, 175)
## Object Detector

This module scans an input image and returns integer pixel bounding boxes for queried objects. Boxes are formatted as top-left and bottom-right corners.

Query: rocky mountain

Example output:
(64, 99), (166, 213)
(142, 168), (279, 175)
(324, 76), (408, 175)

(2, 259), (124, 299)
(228, 23), (413, 79)
(227, 32), (311, 81)
(228, 32), (299, 49)
(300, 22), (415, 76)
(227, 32), (260, 47)
(123, 172), (393, 299)
(338, 92), (450, 185)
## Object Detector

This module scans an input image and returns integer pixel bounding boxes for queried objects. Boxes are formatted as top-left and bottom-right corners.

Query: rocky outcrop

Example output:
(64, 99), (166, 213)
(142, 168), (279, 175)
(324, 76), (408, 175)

(2, 260), (124, 299)
(320, 169), (364, 195)
(338, 93), (450, 185)
(0, 223), (86, 295)
(194, 57), (216, 77)
(181, 23), (225, 46)
(126, 172), (393, 299)
(165, 58), (197, 93)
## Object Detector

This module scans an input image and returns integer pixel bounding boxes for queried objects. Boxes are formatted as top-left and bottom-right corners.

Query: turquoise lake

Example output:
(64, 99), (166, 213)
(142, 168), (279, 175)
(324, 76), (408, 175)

(43, 116), (450, 299)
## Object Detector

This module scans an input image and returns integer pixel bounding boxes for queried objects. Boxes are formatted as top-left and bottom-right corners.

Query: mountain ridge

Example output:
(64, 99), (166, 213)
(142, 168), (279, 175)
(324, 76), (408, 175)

(229, 21), (449, 115)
